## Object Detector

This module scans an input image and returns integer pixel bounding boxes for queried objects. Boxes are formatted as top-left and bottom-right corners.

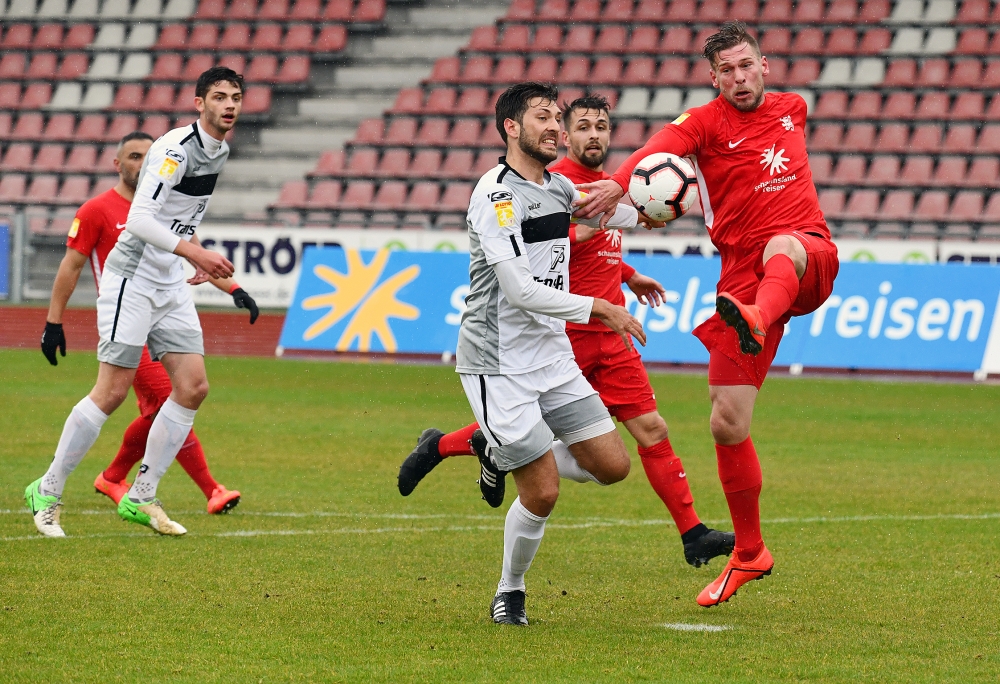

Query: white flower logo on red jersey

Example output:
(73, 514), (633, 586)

(780, 115), (794, 131)
(760, 144), (789, 176)
(605, 229), (622, 248)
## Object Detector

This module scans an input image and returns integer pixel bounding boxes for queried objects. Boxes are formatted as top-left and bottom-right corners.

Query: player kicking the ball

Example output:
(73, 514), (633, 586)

(399, 95), (735, 570)
(39, 130), (254, 516)
(25, 67), (245, 537)
(574, 22), (840, 607)
(440, 82), (646, 625)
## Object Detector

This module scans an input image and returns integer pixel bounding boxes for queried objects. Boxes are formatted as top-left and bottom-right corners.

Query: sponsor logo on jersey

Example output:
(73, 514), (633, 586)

(780, 115), (795, 131)
(68, 218), (80, 238)
(165, 149), (184, 163)
(493, 200), (515, 227)
(115, 222), (126, 230)
(671, 112), (691, 126)
(489, 190), (512, 202)
(760, 144), (789, 176)
(158, 157), (179, 179)
(728, 137), (747, 149)
(527, 202), (541, 211)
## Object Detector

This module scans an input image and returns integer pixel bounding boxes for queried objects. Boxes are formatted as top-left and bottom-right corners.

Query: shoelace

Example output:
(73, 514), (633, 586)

(39, 502), (62, 526)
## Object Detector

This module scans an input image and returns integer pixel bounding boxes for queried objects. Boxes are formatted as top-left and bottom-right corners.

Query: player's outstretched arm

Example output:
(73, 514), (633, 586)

(41, 248), (89, 365)
(591, 298), (646, 350)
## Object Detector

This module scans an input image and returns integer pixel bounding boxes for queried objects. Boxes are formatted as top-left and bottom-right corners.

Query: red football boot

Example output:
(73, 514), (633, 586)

(716, 292), (767, 356)
(697, 544), (774, 607)
(207, 485), (241, 514)
(94, 472), (130, 505)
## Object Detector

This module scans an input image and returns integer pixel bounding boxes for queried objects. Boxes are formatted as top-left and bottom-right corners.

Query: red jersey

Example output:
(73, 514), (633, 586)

(550, 155), (636, 332)
(611, 92), (830, 297)
(66, 187), (131, 292)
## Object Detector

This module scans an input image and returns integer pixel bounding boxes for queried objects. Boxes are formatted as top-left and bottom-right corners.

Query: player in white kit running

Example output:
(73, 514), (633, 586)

(458, 83), (647, 625)
(24, 67), (243, 537)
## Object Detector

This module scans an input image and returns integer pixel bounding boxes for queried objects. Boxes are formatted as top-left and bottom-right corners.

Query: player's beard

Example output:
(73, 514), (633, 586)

(573, 141), (607, 169)
(519, 132), (558, 165)
(122, 168), (140, 191)
(728, 84), (765, 112)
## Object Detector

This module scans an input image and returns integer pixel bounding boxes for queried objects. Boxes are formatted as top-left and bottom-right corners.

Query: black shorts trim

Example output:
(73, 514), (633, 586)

(110, 278), (127, 342)
(479, 375), (502, 446)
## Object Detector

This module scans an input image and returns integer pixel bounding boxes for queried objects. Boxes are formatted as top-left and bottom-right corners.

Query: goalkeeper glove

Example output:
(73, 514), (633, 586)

(41, 322), (66, 366)
(231, 287), (259, 324)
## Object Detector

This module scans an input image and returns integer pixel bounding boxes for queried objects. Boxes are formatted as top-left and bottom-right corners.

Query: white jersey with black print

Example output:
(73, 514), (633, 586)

(456, 157), (637, 376)
(105, 121), (229, 289)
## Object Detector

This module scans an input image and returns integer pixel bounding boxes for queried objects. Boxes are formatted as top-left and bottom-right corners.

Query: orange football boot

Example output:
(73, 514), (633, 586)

(697, 544), (774, 607)
(94, 472), (130, 505)
(716, 292), (766, 356)
(207, 485), (241, 514)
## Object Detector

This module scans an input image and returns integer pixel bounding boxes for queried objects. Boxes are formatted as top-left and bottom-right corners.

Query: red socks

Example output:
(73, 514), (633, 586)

(638, 438), (701, 536)
(102, 415), (150, 483)
(437, 422), (479, 457)
(174, 433), (219, 499)
(715, 436), (764, 562)
(102, 414), (218, 501)
(755, 253), (800, 329)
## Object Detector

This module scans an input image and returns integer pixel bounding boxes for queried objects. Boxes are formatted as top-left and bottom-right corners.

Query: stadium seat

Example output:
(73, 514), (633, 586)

(492, 56), (525, 83)
(0, 113), (12, 140)
(625, 26), (660, 54)
(339, 180), (376, 210)
(142, 85), (175, 112)
(809, 123), (843, 152)
(353, 118), (384, 145)
(106, 114), (140, 141)
(498, 25), (530, 52)
(0, 174), (28, 203)
(635, 0), (667, 21)
(794, 0), (826, 22)
(450, 119), (481, 146)
(408, 149), (442, 176)
(525, 55), (557, 81)
(882, 92), (916, 119)
(309, 150), (345, 177)
(416, 118), (449, 146)
(27, 175), (60, 203)
(875, 123), (909, 152)
(506, 0), (534, 19)
(591, 56), (623, 84)
(877, 190), (914, 220)
(815, 91), (849, 118)
(383, 117), (417, 145)
(440, 182), (473, 212)
(2, 24), (34, 50)
(95, 144), (117, 171)
(698, 0), (728, 22)
(322, 0), (353, 20)
(791, 28), (825, 55)
(558, 56), (591, 83)
(60, 175), (91, 205)
(595, 25), (628, 53)
(0, 84), (22, 110)
(826, 28), (859, 55)
(141, 115), (170, 139)
(841, 189), (880, 219)
(933, 156), (968, 186)
(897, 156), (931, 188)
(967, 158), (1000, 187)
(43, 114), (75, 141)
(533, 25), (563, 52)
(21, 83), (53, 109)
(155, 24), (188, 50)
(614, 120), (647, 149)
(943, 124), (977, 153)
(439, 149), (475, 179)
(29, 52), (59, 80)
(420, 88), (452, 115)
(65, 145), (99, 173)
(621, 57), (656, 86)
(57, 53), (89, 80)
(353, 0), (386, 22)
(252, 23), (284, 52)
(847, 91), (881, 119)
(0, 53), (27, 79)
(467, 26), (497, 51)
(538, 0), (569, 20)
(866, 156), (901, 185)
(601, 0), (633, 20)
(220, 23), (251, 51)
(76, 114), (108, 142)
(3, 144), (35, 172)
(914, 190), (950, 221)
(786, 59), (821, 85)
(919, 59), (950, 87)
(315, 25), (348, 53)
(228, 0), (260, 18)
(915, 93), (950, 120)
(188, 24), (219, 50)
(817, 189), (846, 218)
(284, 25), (315, 52)
(33, 23), (64, 49)
(665, 0), (696, 21)
(291, 0), (321, 20)
(832, 155), (866, 184)
(564, 25), (595, 52)
(372, 148), (408, 177)
(952, 59), (983, 88)
(456, 88), (490, 115)
(883, 59), (917, 86)
(842, 123), (876, 152)
(247, 55), (279, 83)
(345, 148), (378, 176)
(407, 181), (442, 211)
(857, 28), (891, 54)
(194, 0), (226, 19)
(150, 54), (183, 81)
(274, 180), (308, 208)
(910, 124), (943, 152)
(11, 113), (43, 140)
(182, 54), (214, 82)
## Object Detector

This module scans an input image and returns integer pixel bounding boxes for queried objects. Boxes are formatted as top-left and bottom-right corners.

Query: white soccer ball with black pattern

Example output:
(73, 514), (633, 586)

(628, 153), (699, 222)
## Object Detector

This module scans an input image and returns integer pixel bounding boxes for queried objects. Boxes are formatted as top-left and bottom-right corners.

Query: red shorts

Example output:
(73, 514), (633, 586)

(568, 328), (658, 422)
(695, 231), (840, 389)
(132, 346), (173, 419)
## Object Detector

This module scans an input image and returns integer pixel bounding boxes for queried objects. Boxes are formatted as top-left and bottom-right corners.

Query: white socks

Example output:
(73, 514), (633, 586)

(127, 398), (197, 503)
(497, 497), (548, 594)
(41, 397), (108, 497)
(552, 439), (603, 485)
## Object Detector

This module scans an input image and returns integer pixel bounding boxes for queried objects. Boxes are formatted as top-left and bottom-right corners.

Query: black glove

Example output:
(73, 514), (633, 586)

(41, 322), (66, 366)
(231, 288), (259, 324)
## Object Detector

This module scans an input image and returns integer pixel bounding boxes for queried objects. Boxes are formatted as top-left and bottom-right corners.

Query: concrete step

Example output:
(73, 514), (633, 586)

(334, 64), (432, 89)
(259, 126), (355, 154)
(297, 95), (391, 122)
(407, 5), (507, 31)
(217, 158), (317, 188)
(367, 35), (468, 61)
(208, 187), (279, 216)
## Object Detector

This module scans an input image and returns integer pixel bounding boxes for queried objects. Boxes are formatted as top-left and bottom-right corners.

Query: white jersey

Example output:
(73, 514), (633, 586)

(456, 159), (584, 375)
(105, 122), (229, 288)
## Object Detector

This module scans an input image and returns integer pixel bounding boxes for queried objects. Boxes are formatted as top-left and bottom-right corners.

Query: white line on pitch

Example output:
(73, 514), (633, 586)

(662, 623), (730, 632)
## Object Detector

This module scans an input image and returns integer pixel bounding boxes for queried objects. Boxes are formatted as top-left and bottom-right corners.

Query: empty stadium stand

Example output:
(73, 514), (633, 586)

(2, 0), (999, 242)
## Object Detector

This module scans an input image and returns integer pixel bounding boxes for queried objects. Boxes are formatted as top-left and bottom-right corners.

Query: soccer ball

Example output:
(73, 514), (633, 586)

(628, 153), (699, 222)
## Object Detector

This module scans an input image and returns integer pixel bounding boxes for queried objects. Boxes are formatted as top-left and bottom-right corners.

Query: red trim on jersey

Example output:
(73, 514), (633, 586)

(551, 155), (634, 332)
(66, 188), (131, 293)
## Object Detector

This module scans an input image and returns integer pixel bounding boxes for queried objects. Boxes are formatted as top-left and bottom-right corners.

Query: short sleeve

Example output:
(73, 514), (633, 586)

(468, 184), (525, 265)
(66, 200), (102, 256)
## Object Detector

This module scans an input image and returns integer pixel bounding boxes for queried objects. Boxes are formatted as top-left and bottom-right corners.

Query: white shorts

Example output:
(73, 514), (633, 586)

(96, 271), (204, 369)
(460, 356), (614, 471)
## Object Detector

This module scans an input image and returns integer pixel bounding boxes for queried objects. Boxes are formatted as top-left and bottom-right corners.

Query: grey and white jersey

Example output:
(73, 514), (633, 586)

(105, 122), (229, 288)
(456, 158), (584, 376)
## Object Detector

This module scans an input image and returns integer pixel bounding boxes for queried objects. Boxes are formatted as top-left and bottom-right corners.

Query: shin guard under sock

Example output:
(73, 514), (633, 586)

(638, 438), (701, 536)
(755, 253), (800, 329)
(715, 436), (764, 563)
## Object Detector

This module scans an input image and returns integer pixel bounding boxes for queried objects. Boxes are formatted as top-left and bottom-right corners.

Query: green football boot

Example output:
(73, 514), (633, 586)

(25, 478), (65, 538)
(118, 496), (187, 536)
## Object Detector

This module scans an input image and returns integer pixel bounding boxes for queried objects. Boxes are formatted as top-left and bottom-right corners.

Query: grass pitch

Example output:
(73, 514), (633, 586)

(1, 348), (998, 683)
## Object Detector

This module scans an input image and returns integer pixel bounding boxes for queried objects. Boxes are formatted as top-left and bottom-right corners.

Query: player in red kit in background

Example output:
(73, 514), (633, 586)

(40, 131), (255, 514)
(397, 96), (736, 570)
(574, 22), (840, 607)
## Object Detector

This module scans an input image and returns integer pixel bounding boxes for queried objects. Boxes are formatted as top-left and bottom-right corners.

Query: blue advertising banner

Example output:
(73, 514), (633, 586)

(279, 247), (1000, 375)
(0, 223), (9, 298)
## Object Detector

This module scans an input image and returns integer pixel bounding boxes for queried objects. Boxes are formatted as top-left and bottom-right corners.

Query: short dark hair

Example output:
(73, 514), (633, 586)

(702, 21), (761, 67)
(195, 66), (244, 100)
(118, 131), (154, 149)
(561, 94), (612, 128)
(495, 81), (559, 144)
